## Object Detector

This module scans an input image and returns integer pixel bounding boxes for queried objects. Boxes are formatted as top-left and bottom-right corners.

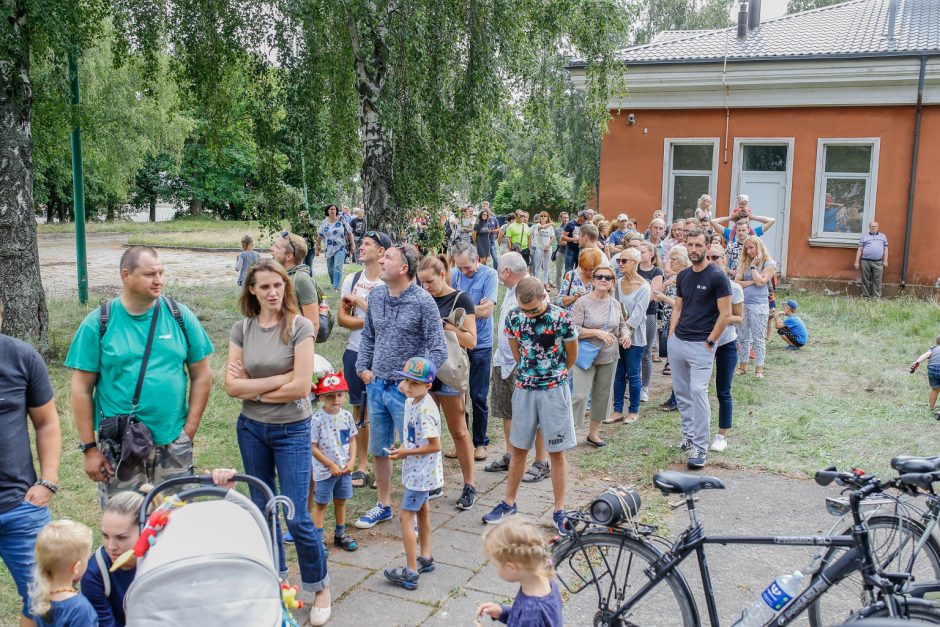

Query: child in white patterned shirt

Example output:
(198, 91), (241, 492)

(384, 357), (443, 590)
(311, 371), (359, 551)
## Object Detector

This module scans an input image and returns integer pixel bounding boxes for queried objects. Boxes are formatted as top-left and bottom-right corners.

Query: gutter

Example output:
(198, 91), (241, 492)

(565, 50), (940, 70)
(900, 54), (927, 290)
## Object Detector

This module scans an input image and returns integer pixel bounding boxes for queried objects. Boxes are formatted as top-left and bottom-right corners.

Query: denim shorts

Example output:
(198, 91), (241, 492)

(431, 379), (461, 396)
(402, 489), (430, 512)
(928, 366), (940, 389)
(0, 500), (52, 616)
(366, 379), (406, 456)
(313, 473), (353, 504)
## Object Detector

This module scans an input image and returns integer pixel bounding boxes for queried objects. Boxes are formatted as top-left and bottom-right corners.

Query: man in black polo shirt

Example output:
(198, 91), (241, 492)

(667, 229), (731, 469)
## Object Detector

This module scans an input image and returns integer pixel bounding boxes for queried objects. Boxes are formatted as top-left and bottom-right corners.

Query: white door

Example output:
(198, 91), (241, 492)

(734, 143), (792, 272)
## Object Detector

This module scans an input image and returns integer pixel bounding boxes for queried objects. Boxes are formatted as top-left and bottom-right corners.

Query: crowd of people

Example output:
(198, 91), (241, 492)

(0, 195), (827, 627)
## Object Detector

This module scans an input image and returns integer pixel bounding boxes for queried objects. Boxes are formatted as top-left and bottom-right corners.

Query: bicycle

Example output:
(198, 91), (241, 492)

(809, 454), (940, 626)
(551, 468), (940, 626)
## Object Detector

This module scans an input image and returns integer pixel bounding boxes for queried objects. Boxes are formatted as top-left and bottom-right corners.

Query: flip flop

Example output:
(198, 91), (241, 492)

(350, 470), (368, 489)
(755, 372), (765, 379)
(586, 437), (607, 448)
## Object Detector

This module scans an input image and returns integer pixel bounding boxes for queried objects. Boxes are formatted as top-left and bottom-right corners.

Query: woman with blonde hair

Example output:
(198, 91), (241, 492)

(607, 248), (651, 424)
(224, 258), (332, 624)
(529, 212), (556, 288)
(653, 245), (692, 408)
(557, 247), (601, 310)
(735, 235), (777, 378)
(416, 254), (479, 509)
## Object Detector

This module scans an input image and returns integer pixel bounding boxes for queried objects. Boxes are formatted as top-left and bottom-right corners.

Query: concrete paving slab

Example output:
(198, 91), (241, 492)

(422, 587), (501, 626)
(362, 560), (476, 606)
(465, 561), (518, 598)
(330, 588), (435, 627)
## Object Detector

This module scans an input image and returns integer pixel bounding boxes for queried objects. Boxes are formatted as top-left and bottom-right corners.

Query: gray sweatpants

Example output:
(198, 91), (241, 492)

(667, 336), (715, 451)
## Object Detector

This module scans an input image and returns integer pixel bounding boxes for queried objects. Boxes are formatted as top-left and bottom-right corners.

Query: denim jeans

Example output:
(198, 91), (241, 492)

(0, 500), (51, 616)
(565, 247), (579, 273)
(715, 341), (737, 430)
(366, 379), (407, 455)
(613, 344), (645, 413)
(326, 249), (347, 290)
(488, 239), (500, 269)
(467, 347), (492, 447)
(236, 415), (329, 592)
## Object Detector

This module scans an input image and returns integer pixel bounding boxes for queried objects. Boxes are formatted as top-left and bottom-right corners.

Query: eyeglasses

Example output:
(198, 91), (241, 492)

(707, 255), (722, 260)
(594, 275), (615, 281)
(280, 231), (295, 256)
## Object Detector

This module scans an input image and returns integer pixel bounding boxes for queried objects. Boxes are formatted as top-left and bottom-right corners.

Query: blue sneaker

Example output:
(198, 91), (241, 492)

(784, 345), (801, 351)
(355, 502), (393, 529)
(482, 501), (518, 524)
(283, 531), (294, 543)
(553, 510), (571, 536)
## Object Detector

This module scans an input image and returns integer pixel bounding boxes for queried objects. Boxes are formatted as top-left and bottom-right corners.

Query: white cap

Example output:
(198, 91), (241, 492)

(617, 213), (629, 221)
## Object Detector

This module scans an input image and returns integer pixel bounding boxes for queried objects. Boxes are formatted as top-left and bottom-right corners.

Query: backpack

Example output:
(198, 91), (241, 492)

(99, 297), (190, 349)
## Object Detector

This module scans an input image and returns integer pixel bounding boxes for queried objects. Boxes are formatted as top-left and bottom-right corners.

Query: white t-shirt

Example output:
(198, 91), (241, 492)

(311, 408), (358, 481)
(717, 280), (745, 347)
(402, 394), (444, 492)
(341, 270), (384, 352)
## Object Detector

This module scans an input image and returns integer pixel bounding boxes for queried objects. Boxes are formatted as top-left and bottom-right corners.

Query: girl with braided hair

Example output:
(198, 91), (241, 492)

(474, 518), (562, 626)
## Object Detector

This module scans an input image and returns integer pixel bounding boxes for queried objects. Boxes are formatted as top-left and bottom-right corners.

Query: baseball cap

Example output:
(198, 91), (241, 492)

(785, 299), (799, 311)
(399, 357), (437, 384)
(617, 213), (629, 221)
(362, 230), (392, 249)
(313, 370), (349, 396)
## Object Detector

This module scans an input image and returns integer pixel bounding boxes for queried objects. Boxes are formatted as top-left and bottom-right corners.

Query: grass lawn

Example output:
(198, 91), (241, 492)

(2, 276), (938, 622)
(38, 216), (286, 250)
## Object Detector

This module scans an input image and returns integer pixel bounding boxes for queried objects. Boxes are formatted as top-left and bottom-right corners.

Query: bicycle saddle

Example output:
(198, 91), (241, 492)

(653, 471), (725, 495)
(891, 454), (940, 474)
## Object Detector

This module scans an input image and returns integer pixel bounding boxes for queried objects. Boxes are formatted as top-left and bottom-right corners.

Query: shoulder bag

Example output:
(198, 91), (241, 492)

(435, 295), (471, 392)
(575, 299), (612, 371)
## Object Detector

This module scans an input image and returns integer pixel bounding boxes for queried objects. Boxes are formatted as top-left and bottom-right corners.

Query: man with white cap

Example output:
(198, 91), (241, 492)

(607, 213), (637, 256)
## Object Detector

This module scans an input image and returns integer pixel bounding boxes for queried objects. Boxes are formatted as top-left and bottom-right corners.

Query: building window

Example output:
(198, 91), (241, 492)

(663, 139), (718, 221)
(810, 139), (880, 245)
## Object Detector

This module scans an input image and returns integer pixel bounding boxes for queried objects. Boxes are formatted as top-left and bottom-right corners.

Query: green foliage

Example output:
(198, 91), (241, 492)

(786, 0), (845, 14)
(632, 0), (733, 46)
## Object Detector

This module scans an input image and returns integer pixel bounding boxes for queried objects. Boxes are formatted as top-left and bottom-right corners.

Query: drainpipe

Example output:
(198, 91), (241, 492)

(900, 55), (926, 290)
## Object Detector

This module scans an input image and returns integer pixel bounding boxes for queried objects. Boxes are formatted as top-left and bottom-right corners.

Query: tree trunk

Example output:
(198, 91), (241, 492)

(0, 4), (49, 347)
(106, 202), (115, 222)
(149, 195), (156, 222)
(45, 200), (54, 223)
(189, 197), (202, 216)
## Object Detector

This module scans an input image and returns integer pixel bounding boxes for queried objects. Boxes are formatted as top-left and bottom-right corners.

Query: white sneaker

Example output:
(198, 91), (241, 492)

(640, 387), (649, 402)
(709, 434), (728, 452)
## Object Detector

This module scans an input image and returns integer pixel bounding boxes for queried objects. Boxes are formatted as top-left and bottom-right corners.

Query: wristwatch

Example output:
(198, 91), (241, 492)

(706, 339), (716, 348)
(78, 441), (97, 453)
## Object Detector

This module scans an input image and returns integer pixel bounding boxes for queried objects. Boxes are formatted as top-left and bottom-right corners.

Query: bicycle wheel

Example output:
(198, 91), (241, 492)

(808, 515), (940, 627)
(552, 530), (698, 627)
(856, 599), (940, 622)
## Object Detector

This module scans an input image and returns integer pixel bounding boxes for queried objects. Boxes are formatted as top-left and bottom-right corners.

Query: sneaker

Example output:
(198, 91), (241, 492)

(660, 399), (678, 411)
(384, 566), (419, 590)
(482, 501), (518, 524)
(676, 437), (693, 452)
(354, 502), (393, 529)
(553, 510), (571, 537)
(417, 555), (435, 573)
(687, 447), (707, 469)
(784, 345), (801, 351)
(640, 387), (650, 402)
(456, 484), (478, 510)
(283, 531), (294, 543)
(709, 434), (728, 452)
(474, 446), (488, 461)
(444, 449), (459, 459)
(428, 487), (444, 500)
(334, 533), (358, 551)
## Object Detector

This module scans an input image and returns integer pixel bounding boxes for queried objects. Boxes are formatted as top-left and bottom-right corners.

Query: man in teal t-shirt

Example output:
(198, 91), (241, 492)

(66, 247), (214, 503)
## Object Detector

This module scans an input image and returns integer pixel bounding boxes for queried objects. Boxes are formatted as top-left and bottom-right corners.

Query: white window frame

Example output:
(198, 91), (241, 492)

(661, 138), (720, 222)
(809, 138), (880, 247)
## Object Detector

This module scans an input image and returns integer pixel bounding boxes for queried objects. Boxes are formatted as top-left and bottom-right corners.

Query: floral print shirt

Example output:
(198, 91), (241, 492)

(318, 218), (351, 257)
(503, 304), (578, 390)
(311, 408), (358, 481)
(402, 394), (444, 492)
(556, 270), (592, 310)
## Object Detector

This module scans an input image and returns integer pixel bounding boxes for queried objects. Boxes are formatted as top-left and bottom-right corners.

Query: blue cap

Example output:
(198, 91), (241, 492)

(786, 299), (799, 311)
(399, 357), (437, 384)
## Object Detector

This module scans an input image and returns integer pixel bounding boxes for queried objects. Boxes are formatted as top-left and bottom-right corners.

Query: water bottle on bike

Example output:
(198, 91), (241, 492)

(732, 571), (804, 627)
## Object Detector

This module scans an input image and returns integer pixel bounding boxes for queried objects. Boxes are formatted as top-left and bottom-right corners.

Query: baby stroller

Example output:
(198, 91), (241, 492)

(123, 474), (297, 626)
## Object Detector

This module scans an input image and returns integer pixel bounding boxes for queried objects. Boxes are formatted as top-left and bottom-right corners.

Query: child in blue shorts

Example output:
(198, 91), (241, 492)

(910, 334), (940, 419)
(311, 371), (359, 551)
(384, 357), (443, 590)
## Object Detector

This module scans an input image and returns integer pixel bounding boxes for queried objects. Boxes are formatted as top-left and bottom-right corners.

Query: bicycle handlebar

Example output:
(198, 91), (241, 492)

(815, 466), (856, 487)
(897, 472), (940, 491)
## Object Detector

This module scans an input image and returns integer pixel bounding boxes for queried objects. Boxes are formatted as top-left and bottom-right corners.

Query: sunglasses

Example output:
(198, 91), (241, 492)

(616, 258), (634, 264)
(518, 303), (542, 314)
(707, 255), (722, 260)
(594, 275), (615, 281)
(280, 231), (296, 256)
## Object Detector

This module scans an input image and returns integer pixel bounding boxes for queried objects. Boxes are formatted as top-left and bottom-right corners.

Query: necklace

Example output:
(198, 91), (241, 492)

(50, 587), (77, 595)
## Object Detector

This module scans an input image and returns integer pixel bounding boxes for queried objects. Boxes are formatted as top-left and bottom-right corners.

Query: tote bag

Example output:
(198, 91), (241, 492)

(435, 299), (470, 392)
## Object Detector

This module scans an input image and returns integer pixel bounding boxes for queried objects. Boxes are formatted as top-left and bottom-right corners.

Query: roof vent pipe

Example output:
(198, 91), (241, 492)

(886, 0), (898, 41)
(737, 1), (749, 39)
(748, 0), (761, 30)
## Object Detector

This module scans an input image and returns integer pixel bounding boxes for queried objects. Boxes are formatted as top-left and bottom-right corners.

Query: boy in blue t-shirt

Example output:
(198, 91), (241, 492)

(773, 299), (808, 350)
(910, 334), (940, 418)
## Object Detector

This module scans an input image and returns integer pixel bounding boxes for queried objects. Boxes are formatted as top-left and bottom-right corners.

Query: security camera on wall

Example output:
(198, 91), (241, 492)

(627, 113), (636, 126)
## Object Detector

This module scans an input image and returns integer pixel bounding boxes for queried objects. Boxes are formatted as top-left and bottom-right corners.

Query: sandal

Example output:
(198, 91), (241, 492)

(522, 460), (551, 483)
(350, 470), (368, 489)
(484, 454), (510, 473)
(755, 371), (764, 379)
(662, 364), (671, 375)
(652, 355), (662, 363)
(334, 533), (359, 552)
(735, 367), (747, 375)
(586, 437), (607, 448)
(602, 412), (624, 424)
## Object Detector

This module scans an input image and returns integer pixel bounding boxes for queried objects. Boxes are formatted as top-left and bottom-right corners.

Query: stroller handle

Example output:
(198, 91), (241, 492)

(139, 474), (276, 527)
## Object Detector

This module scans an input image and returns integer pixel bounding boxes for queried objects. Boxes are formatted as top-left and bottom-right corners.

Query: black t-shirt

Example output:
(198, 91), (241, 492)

(638, 267), (664, 315)
(350, 217), (366, 238)
(0, 334), (54, 514)
(432, 290), (475, 321)
(563, 220), (582, 252)
(674, 264), (731, 342)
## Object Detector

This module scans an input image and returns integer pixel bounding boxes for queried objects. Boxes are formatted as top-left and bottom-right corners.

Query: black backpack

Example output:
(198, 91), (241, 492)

(99, 297), (190, 349)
